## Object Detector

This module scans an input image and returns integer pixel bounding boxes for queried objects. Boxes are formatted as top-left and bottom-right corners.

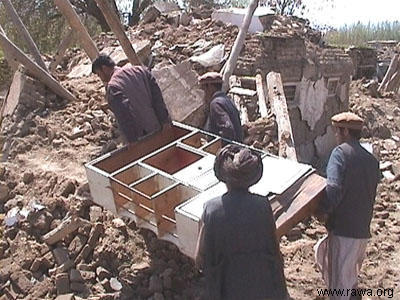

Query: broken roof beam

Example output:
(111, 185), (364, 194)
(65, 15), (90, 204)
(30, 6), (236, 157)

(266, 72), (297, 161)
(0, 27), (77, 102)
(54, 0), (99, 61)
(49, 29), (75, 72)
(221, 0), (259, 91)
(255, 74), (269, 118)
(2, 0), (48, 71)
(94, 0), (143, 66)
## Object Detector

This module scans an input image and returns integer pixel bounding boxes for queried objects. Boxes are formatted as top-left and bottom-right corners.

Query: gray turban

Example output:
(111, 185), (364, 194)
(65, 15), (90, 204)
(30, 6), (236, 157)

(214, 144), (263, 188)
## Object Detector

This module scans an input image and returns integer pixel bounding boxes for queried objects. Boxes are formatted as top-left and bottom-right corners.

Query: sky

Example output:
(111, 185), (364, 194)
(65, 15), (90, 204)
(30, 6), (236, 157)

(301, 0), (400, 28)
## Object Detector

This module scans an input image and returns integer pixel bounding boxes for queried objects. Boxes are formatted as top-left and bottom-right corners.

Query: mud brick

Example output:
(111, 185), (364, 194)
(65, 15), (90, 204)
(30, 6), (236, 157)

(55, 273), (70, 294)
(42, 216), (82, 245)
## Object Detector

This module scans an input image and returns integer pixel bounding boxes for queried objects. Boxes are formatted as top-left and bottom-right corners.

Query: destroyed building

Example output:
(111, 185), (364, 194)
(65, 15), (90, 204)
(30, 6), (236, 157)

(212, 8), (354, 163)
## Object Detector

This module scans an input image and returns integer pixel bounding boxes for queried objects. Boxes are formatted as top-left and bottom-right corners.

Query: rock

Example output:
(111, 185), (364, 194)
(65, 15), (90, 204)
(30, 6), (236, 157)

(53, 247), (70, 265)
(70, 282), (86, 293)
(110, 277), (122, 291)
(22, 172), (34, 184)
(55, 294), (75, 300)
(180, 12), (192, 26)
(112, 218), (126, 229)
(89, 206), (103, 222)
(376, 212), (389, 219)
(0, 182), (10, 203)
(68, 234), (88, 258)
(96, 266), (111, 281)
(68, 127), (85, 140)
(392, 163), (400, 177)
(70, 269), (84, 283)
(81, 271), (96, 282)
(286, 227), (302, 241)
(53, 138), (63, 147)
(10, 271), (33, 295)
(149, 274), (163, 293)
(29, 210), (53, 233)
(60, 180), (76, 198)
(131, 261), (150, 272)
(56, 273), (70, 294)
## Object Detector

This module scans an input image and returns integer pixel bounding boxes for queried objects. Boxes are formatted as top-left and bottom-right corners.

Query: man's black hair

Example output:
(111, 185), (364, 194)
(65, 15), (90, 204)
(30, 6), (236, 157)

(338, 127), (362, 140)
(92, 54), (115, 73)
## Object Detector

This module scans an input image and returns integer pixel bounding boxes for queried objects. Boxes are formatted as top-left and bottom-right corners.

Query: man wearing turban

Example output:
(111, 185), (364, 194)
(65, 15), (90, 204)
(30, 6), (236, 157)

(195, 144), (287, 300)
(198, 72), (243, 143)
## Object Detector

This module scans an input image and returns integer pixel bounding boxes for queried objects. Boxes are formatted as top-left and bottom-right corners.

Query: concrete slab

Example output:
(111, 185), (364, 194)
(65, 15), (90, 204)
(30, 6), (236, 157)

(153, 61), (206, 127)
(211, 7), (274, 33)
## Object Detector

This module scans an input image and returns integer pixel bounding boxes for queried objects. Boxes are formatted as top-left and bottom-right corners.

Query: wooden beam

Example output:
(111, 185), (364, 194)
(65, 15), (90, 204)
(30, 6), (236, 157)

(255, 74), (268, 118)
(378, 54), (399, 93)
(266, 72), (297, 161)
(54, 0), (99, 61)
(221, 0), (258, 91)
(0, 27), (77, 102)
(2, 0), (48, 71)
(49, 29), (75, 72)
(94, 0), (142, 66)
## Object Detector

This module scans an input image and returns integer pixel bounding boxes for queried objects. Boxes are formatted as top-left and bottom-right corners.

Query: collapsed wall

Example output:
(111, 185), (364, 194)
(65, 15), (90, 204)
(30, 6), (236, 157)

(229, 15), (354, 164)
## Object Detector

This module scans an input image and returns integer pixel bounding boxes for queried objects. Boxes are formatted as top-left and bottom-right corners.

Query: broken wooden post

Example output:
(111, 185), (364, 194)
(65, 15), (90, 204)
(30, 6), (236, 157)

(54, 0), (99, 61)
(0, 28), (77, 102)
(255, 74), (268, 118)
(49, 29), (75, 72)
(2, 0), (48, 71)
(266, 72), (297, 161)
(94, 0), (142, 66)
(378, 54), (399, 93)
(221, 0), (259, 91)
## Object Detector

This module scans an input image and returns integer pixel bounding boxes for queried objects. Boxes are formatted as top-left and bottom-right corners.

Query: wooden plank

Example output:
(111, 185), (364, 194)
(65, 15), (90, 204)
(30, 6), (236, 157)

(94, 125), (191, 173)
(266, 72), (297, 161)
(221, 0), (259, 91)
(385, 70), (400, 93)
(0, 27), (77, 102)
(49, 29), (75, 72)
(378, 54), (399, 93)
(255, 74), (269, 118)
(2, 66), (25, 117)
(275, 174), (326, 238)
(42, 216), (83, 245)
(2, 0), (48, 71)
(94, 0), (142, 66)
(54, 0), (99, 61)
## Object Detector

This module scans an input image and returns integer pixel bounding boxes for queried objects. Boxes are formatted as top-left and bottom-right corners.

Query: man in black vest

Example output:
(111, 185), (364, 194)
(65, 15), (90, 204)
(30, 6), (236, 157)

(315, 112), (380, 300)
(198, 72), (243, 143)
